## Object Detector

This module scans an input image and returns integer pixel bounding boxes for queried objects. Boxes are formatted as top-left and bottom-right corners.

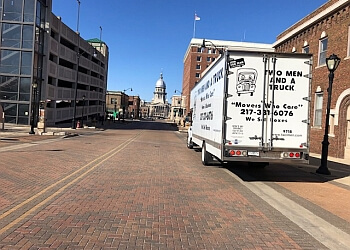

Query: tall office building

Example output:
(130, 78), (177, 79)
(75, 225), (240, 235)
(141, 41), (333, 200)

(0, 0), (108, 129)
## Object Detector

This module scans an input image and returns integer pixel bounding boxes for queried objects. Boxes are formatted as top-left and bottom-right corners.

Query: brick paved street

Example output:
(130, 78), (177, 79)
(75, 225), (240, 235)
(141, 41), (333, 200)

(0, 121), (349, 249)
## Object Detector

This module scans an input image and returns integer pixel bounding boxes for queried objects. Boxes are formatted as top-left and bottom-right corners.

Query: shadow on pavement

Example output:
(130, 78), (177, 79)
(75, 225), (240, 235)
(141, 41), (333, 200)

(223, 159), (349, 183)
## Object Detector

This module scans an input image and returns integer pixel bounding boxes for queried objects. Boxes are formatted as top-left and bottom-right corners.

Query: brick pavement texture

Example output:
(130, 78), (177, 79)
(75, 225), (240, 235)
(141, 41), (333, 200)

(0, 124), (334, 249)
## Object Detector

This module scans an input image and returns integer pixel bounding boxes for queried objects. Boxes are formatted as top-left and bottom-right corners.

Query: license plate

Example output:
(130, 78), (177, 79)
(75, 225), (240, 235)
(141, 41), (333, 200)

(248, 151), (259, 156)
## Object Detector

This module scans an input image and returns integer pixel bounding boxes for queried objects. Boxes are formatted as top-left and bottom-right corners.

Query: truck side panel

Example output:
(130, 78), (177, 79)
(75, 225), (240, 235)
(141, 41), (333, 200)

(190, 56), (226, 159)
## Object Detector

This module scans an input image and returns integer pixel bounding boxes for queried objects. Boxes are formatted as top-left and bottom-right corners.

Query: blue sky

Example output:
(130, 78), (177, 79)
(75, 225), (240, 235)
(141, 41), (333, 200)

(52, 0), (327, 102)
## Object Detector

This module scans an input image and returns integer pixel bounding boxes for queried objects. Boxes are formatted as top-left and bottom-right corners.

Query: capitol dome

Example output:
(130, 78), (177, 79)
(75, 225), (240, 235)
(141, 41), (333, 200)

(155, 73), (166, 88)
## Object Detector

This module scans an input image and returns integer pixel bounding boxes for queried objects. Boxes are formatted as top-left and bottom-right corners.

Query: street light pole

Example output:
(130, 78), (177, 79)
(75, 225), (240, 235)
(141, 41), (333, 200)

(123, 88), (132, 120)
(29, 82), (38, 134)
(72, 0), (81, 129)
(82, 95), (85, 127)
(316, 54), (341, 175)
(114, 101), (116, 123)
(201, 39), (224, 54)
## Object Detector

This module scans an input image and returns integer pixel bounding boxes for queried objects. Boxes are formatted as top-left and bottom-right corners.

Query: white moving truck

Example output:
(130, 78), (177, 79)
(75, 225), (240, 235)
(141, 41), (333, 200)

(187, 50), (312, 166)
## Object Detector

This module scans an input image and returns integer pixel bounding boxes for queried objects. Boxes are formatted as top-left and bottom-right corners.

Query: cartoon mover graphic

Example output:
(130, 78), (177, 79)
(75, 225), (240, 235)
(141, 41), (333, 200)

(236, 68), (258, 96)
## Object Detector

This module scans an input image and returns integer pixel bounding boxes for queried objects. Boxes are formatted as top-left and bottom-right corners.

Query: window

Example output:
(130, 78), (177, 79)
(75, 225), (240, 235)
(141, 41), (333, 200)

(196, 64), (201, 70)
(19, 77), (31, 101)
(22, 25), (34, 49)
(1, 23), (21, 48)
(3, 0), (23, 21)
(197, 47), (202, 53)
(319, 37), (328, 66)
(21, 51), (32, 75)
(195, 73), (200, 78)
(207, 57), (211, 62)
(314, 92), (323, 127)
(0, 75), (19, 101)
(208, 48), (212, 54)
(303, 45), (309, 54)
(111, 98), (116, 104)
(0, 50), (20, 74)
(24, 0), (35, 22)
(196, 56), (201, 62)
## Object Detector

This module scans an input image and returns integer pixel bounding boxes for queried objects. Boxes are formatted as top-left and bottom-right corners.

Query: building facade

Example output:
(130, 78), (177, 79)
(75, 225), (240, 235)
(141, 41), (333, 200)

(169, 94), (186, 124)
(127, 95), (140, 119)
(143, 73), (170, 119)
(273, 0), (350, 159)
(182, 38), (273, 116)
(0, 0), (108, 129)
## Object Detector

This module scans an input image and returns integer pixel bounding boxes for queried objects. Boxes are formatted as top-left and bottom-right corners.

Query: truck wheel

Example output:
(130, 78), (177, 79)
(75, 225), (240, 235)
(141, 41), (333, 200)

(187, 136), (193, 149)
(201, 142), (212, 166)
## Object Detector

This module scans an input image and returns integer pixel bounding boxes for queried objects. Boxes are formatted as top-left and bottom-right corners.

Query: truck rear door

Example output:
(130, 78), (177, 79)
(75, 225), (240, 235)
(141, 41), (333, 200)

(225, 52), (311, 153)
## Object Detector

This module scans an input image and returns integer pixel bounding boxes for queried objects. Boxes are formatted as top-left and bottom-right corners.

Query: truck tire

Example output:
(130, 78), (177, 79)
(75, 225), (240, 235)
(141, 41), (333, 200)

(187, 135), (193, 149)
(201, 142), (212, 166)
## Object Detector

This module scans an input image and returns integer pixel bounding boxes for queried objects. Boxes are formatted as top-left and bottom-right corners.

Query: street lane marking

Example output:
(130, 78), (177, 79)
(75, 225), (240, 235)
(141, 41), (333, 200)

(0, 132), (141, 235)
(223, 169), (350, 250)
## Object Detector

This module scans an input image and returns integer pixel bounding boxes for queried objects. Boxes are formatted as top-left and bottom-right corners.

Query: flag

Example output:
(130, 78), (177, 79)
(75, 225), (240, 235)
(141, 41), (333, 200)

(195, 14), (200, 21)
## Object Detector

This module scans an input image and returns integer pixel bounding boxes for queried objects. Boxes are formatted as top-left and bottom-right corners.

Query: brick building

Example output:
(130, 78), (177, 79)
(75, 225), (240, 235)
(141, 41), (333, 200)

(182, 38), (273, 117)
(273, 0), (350, 159)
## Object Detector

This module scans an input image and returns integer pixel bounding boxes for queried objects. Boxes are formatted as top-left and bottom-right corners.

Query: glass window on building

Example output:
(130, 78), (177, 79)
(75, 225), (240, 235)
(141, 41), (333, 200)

(3, 0), (23, 21)
(24, 0), (35, 22)
(22, 25), (34, 48)
(1, 23), (21, 48)
(314, 92), (323, 127)
(319, 37), (328, 66)
(0, 50), (20, 74)
(21, 51), (32, 75)
(1, 76), (19, 100)
(19, 77), (31, 101)
(207, 57), (211, 62)
(4, 102), (18, 123)
(303, 45), (309, 54)
(196, 64), (200, 70)
(18, 103), (30, 124)
(196, 56), (201, 62)
(195, 73), (200, 78)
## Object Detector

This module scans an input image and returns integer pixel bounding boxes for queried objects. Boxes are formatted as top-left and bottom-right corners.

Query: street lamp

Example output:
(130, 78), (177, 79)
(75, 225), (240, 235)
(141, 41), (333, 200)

(29, 82), (38, 134)
(122, 88), (132, 119)
(71, 0), (98, 129)
(113, 99), (117, 123)
(201, 39), (224, 54)
(316, 54), (341, 175)
(82, 95), (85, 127)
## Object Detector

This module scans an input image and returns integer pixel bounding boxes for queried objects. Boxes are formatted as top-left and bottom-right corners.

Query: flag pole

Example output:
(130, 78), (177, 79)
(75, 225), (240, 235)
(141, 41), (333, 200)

(193, 12), (200, 38)
(193, 17), (196, 38)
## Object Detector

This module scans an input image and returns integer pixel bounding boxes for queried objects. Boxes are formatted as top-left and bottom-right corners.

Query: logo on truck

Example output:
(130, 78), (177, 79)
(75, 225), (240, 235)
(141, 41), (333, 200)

(236, 68), (258, 96)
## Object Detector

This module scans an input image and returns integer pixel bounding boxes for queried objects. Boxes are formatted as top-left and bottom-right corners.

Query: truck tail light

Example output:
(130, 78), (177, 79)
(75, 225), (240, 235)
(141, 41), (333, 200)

(228, 150), (247, 157)
(282, 152), (302, 159)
